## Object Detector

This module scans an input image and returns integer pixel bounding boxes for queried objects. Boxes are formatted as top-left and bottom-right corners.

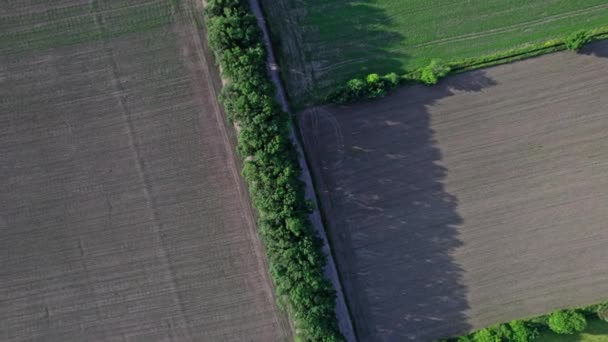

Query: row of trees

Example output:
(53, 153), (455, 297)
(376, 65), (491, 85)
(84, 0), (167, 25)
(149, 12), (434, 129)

(327, 59), (451, 104)
(449, 302), (608, 342)
(328, 29), (595, 105)
(204, 1), (344, 341)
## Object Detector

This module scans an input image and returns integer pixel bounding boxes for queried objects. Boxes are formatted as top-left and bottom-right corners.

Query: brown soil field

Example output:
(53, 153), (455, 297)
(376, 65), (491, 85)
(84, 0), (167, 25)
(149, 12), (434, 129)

(0, 1), (290, 341)
(299, 41), (608, 341)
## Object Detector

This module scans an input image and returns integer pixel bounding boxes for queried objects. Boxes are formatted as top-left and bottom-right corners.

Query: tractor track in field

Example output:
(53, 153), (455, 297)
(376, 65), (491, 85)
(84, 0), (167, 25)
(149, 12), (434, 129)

(409, 3), (608, 48)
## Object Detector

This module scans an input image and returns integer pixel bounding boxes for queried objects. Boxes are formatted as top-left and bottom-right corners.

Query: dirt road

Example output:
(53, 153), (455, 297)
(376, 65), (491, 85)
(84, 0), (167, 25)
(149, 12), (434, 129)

(299, 41), (608, 341)
(247, 0), (357, 340)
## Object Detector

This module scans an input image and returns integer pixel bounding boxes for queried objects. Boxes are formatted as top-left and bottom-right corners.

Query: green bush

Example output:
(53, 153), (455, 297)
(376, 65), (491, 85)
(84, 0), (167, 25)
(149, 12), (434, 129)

(472, 328), (501, 342)
(382, 72), (400, 88)
(548, 310), (587, 334)
(205, 0), (344, 340)
(346, 78), (366, 98)
(565, 30), (591, 51)
(508, 320), (539, 342)
(366, 73), (386, 98)
(420, 59), (451, 85)
(459, 321), (538, 342)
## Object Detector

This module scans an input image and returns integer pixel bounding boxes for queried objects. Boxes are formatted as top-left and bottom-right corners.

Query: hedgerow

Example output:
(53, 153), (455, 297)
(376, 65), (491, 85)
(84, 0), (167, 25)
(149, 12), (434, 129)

(565, 30), (591, 51)
(328, 71), (400, 103)
(204, 0), (343, 340)
(327, 28), (607, 104)
(446, 301), (608, 341)
(453, 321), (538, 342)
(420, 59), (451, 85)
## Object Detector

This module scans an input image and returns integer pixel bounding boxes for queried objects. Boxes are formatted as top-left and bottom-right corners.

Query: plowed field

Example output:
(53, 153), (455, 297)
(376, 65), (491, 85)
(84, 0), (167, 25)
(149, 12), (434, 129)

(0, 1), (290, 341)
(299, 42), (608, 341)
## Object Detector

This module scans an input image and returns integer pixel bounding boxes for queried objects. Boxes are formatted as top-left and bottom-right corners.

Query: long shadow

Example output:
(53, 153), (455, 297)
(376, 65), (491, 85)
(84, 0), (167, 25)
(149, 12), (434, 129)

(580, 39), (608, 58)
(260, 0), (405, 104)
(299, 71), (496, 341)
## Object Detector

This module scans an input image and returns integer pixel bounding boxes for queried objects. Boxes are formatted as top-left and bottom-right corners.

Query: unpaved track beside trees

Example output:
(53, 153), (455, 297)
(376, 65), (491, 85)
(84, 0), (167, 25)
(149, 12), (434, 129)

(0, 1), (290, 341)
(248, 1), (356, 340)
(299, 41), (608, 341)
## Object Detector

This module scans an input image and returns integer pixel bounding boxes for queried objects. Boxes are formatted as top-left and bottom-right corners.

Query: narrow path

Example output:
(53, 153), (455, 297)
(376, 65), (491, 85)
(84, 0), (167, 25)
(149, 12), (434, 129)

(247, 1), (357, 341)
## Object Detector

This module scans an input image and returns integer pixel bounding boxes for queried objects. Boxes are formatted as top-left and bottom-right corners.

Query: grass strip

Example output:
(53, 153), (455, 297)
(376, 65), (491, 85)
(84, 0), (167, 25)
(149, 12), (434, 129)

(326, 27), (608, 105)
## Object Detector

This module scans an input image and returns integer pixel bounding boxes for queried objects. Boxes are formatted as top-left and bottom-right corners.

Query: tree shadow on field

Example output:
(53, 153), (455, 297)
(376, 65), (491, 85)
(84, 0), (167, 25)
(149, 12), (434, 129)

(580, 39), (608, 58)
(308, 1), (406, 96)
(261, 0), (406, 105)
(298, 71), (497, 341)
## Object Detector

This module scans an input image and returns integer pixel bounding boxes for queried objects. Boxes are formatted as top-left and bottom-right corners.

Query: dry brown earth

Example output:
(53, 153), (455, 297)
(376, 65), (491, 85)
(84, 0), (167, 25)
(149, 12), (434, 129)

(0, 1), (290, 341)
(299, 41), (608, 341)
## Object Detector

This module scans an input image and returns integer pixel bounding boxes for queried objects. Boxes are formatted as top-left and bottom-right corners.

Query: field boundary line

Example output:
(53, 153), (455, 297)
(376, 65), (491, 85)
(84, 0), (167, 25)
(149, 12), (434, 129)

(247, 0), (358, 340)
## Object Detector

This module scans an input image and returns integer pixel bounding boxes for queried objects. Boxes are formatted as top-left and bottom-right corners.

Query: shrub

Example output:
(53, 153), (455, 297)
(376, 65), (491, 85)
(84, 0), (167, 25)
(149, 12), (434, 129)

(597, 303), (608, 322)
(365, 73), (387, 98)
(346, 78), (366, 98)
(548, 310), (587, 334)
(508, 320), (539, 342)
(382, 72), (400, 89)
(565, 30), (591, 51)
(420, 59), (451, 85)
(205, 0), (344, 340)
(472, 328), (501, 342)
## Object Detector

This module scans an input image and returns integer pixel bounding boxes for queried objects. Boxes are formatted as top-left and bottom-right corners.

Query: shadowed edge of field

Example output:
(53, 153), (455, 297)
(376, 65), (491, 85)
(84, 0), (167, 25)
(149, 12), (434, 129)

(580, 39), (608, 58)
(298, 71), (497, 341)
(260, 0), (406, 106)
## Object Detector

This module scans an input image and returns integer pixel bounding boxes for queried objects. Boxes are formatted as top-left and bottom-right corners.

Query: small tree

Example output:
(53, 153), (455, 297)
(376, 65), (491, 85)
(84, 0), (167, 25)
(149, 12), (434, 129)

(346, 78), (366, 99)
(366, 73), (386, 98)
(382, 72), (400, 89)
(565, 30), (590, 51)
(548, 310), (587, 334)
(472, 328), (501, 342)
(508, 320), (539, 342)
(421, 59), (451, 85)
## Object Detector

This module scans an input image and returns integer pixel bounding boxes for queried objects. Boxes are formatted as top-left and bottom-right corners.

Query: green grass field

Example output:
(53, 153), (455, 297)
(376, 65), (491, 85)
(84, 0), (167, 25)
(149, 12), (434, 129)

(537, 319), (608, 342)
(261, 0), (608, 104)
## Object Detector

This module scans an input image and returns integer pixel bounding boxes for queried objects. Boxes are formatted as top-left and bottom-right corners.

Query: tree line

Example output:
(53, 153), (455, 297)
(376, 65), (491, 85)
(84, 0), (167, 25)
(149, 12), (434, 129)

(204, 1), (344, 340)
(446, 301), (608, 342)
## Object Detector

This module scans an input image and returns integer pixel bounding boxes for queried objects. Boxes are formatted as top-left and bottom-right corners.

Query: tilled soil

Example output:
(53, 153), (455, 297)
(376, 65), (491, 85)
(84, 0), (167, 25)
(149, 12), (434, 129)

(299, 41), (608, 341)
(0, 2), (290, 341)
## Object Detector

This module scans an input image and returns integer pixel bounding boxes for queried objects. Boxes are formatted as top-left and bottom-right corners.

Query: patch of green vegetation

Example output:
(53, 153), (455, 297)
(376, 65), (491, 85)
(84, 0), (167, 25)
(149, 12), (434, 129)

(204, 0), (343, 340)
(325, 25), (608, 104)
(447, 302), (608, 342)
(0, 1), (177, 53)
(261, 0), (608, 103)
(537, 319), (608, 342)
(565, 30), (592, 51)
